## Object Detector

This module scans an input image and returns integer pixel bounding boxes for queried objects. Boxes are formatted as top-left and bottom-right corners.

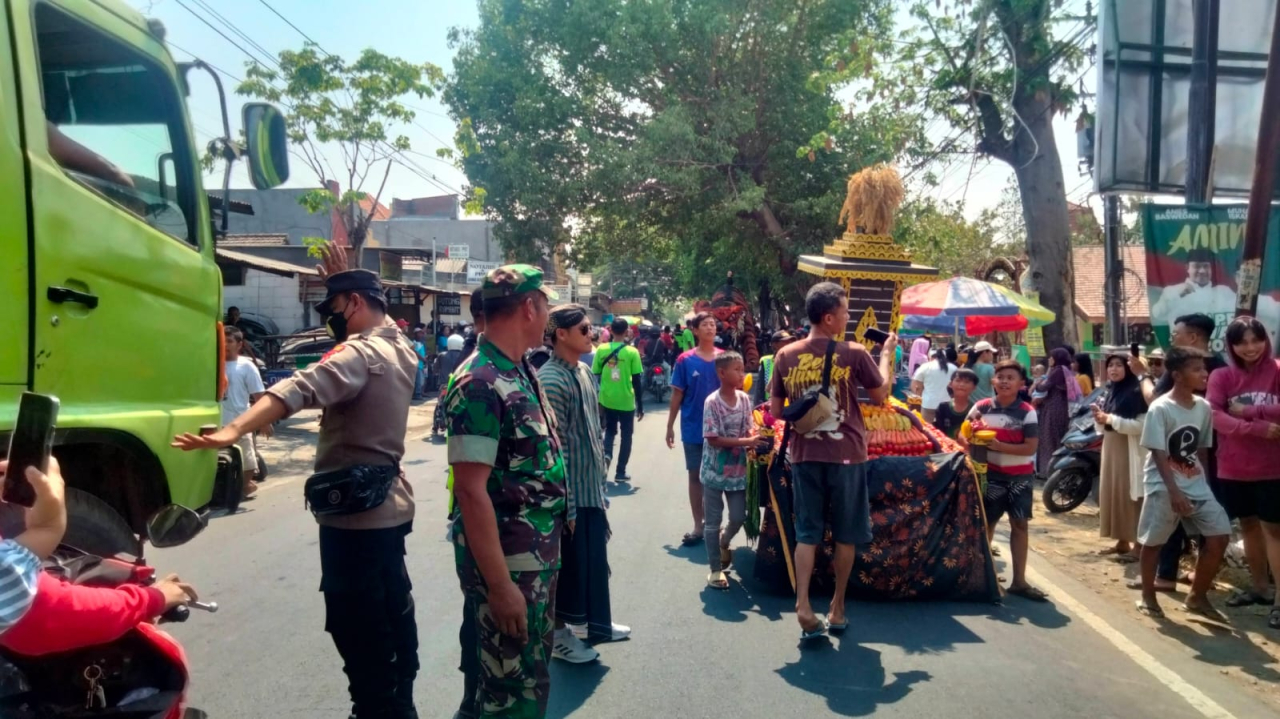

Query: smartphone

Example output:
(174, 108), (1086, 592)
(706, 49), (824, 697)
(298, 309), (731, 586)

(1130, 342), (1141, 358)
(4, 393), (60, 507)
(863, 327), (891, 345)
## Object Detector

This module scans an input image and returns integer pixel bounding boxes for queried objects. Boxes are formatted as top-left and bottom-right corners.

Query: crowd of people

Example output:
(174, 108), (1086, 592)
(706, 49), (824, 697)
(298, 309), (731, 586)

(4, 239), (1278, 719)
(905, 312), (1280, 625)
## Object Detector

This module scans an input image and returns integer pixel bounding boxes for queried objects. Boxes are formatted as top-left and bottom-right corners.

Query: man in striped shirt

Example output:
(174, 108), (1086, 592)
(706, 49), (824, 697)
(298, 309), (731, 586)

(538, 305), (630, 664)
(0, 458), (66, 635)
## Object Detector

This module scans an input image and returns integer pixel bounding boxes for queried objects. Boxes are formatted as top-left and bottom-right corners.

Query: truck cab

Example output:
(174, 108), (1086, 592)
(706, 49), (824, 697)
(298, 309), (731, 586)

(0, 0), (288, 553)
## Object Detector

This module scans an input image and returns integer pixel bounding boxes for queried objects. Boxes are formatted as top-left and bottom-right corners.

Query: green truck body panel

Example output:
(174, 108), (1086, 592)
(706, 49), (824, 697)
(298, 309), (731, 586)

(1, 0), (223, 512)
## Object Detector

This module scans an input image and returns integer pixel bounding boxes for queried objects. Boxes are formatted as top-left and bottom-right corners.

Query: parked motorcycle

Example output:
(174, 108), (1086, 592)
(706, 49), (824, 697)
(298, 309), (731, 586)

(643, 361), (671, 404)
(1042, 400), (1104, 513)
(0, 505), (215, 719)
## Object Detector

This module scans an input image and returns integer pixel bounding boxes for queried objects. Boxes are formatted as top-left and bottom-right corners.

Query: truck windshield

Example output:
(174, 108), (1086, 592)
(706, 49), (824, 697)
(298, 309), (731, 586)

(36, 5), (193, 245)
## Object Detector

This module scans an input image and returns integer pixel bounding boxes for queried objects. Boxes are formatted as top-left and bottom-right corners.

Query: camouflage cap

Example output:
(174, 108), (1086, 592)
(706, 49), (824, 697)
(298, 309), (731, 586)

(481, 264), (559, 301)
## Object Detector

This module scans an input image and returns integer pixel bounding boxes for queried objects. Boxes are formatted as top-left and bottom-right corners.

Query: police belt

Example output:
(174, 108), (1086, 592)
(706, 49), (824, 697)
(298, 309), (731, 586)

(304, 463), (399, 517)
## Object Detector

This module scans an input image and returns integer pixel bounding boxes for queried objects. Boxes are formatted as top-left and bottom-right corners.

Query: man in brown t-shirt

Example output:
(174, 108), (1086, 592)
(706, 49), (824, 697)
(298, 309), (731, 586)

(769, 281), (895, 640)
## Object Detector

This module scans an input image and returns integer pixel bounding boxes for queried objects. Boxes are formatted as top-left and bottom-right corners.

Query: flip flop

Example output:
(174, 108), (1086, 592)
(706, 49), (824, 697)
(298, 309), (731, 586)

(826, 618), (849, 633)
(1097, 546), (1124, 556)
(799, 619), (828, 641)
(707, 572), (729, 591)
(1181, 602), (1230, 625)
(681, 533), (703, 546)
(1225, 590), (1273, 607)
(1135, 600), (1165, 618)
(1110, 554), (1140, 565)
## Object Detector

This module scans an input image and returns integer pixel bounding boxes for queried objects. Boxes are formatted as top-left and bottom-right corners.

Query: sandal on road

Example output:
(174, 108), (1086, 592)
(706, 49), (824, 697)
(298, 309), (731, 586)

(1225, 589), (1274, 607)
(1005, 584), (1049, 602)
(799, 618), (828, 641)
(1109, 553), (1139, 565)
(1181, 601), (1230, 625)
(707, 572), (730, 591)
(1125, 578), (1176, 592)
(681, 532), (703, 547)
(1135, 600), (1165, 619)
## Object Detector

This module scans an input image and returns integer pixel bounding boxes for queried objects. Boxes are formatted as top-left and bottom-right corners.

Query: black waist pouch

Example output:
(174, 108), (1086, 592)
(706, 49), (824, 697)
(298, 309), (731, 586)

(305, 464), (398, 517)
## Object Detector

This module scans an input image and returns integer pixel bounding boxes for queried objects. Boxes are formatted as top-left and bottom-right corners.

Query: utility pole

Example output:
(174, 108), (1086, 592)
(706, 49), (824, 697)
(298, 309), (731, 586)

(1238, 4), (1280, 317)
(1185, 0), (1220, 205)
(1103, 195), (1124, 344)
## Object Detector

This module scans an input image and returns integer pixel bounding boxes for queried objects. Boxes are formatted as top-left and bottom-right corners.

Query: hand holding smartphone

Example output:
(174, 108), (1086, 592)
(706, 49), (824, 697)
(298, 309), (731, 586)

(863, 327), (891, 345)
(4, 392), (60, 507)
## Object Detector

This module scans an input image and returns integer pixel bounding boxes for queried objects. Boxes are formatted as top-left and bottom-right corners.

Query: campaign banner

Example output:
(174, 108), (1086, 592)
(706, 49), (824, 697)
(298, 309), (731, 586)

(1142, 204), (1280, 352)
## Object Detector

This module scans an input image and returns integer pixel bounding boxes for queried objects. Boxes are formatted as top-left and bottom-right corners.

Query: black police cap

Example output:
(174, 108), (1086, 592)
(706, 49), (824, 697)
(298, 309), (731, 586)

(315, 269), (385, 313)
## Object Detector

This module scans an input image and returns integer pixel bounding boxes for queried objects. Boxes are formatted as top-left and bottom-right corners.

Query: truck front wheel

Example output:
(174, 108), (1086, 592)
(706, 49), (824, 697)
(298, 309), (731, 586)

(62, 487), (142, 557)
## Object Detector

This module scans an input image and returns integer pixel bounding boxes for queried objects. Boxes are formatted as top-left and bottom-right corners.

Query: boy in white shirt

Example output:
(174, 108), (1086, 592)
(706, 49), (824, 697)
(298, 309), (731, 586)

(223, 327), (268, 499)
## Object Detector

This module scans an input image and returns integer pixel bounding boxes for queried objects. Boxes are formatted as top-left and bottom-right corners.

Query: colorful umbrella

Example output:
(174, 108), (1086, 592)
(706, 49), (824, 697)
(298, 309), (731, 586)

(900, 277), (1051, 320)
(901, 313), (1029, 336)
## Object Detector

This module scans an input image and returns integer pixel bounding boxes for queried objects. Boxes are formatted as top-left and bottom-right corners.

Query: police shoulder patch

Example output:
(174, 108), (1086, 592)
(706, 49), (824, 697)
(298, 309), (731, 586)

(320, 344), (347, 363)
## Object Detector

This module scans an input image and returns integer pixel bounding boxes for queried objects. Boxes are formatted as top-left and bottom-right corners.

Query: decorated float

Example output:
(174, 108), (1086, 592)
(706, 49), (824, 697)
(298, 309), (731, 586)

(746, 165), (999, 602)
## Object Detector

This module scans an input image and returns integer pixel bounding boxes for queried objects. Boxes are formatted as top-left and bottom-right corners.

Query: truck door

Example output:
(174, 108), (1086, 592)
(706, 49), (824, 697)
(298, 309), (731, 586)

(14, 3), (220, 439)
(0, 1), (31, 404)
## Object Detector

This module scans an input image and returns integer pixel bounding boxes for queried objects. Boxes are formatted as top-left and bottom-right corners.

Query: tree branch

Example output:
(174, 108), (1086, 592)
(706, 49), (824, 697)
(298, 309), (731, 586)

(972, 91), (1016, 164)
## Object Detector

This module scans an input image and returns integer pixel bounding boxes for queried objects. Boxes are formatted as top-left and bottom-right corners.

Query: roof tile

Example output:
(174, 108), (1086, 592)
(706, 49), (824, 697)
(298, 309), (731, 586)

(1072, 245), (1149, 323)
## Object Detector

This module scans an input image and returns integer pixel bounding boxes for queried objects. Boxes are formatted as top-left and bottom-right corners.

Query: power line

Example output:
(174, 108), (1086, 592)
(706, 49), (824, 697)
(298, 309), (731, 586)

(255, 0), (331, 55)
(172, 0), (277, 71)
(189, 0), (279, 68)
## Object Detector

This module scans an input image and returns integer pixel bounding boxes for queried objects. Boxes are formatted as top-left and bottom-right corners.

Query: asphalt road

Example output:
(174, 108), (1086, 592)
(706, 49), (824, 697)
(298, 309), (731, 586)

(153, 402), (1273, 718)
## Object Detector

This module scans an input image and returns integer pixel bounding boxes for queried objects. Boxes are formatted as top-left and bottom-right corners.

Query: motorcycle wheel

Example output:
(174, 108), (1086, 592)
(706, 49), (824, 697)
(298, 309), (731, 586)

(1041, 469), (1092, 513)
(62, 488), (142, 557)
(256, 454), (269, 482)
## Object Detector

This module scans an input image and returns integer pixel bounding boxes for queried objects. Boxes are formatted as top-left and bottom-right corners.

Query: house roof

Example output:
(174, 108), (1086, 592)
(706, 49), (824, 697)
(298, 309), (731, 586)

(215, 248), (318, 278)
(359, 196), (391, 221)
(434, 258), (468, 274)
(1072, 245), (1149, 323)
(222, 233), (288, 246)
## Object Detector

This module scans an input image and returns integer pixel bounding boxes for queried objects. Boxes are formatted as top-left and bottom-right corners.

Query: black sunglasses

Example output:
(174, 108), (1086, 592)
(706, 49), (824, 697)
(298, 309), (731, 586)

(576, 323), (592, 336)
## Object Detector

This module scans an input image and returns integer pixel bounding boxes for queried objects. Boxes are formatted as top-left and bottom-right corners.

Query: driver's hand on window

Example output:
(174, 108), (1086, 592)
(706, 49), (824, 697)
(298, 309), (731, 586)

(46, 121), (135, 189)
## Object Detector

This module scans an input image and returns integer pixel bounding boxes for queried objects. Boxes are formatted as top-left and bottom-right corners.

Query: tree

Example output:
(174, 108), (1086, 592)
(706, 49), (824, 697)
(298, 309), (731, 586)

(895, 197), (1017, 278)
(238, 44), (444, 264)
(442, 0), (927, 313)
(873, 1), (1093, 349)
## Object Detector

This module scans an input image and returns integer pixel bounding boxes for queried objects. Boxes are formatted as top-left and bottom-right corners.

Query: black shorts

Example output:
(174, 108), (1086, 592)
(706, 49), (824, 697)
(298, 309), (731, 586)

(984, 472), (1034, 525)
(1216, 479), (1280, 524)
(792, 462), (871, 546)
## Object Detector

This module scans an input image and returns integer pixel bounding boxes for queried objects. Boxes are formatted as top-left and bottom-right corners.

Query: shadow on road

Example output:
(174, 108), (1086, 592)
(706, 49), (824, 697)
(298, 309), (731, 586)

(605, 481), (639, 498)
(548, 661), (610, 719)
(776, 639), (931, 717)
(1156, 616), (1280, 684)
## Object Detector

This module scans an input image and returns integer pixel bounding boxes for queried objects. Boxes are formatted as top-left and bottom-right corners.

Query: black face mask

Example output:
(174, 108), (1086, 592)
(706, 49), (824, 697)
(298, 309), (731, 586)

(324, 304), (354, 342)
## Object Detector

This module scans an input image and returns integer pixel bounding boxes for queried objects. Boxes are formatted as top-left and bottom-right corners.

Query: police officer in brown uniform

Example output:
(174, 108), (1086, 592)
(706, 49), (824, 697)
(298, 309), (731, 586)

(174, 243), (420, 719)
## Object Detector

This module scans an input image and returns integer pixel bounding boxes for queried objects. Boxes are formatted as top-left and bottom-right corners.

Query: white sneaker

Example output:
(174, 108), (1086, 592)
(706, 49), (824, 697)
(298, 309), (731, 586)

(552, 628), (599, 663)
(571, 622), (631, 642)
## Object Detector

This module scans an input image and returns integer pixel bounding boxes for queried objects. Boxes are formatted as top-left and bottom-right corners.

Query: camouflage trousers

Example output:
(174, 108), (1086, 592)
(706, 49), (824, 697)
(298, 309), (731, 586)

(457, 564), (558, 719)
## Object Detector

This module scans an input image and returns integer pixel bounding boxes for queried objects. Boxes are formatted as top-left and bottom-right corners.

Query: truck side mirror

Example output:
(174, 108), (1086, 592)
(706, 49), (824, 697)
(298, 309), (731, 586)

(242, 103), (290, 190)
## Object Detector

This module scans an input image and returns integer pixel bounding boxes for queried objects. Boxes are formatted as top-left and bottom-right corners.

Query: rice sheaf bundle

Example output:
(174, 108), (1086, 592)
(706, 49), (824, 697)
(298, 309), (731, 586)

(837, 163), (905, 236)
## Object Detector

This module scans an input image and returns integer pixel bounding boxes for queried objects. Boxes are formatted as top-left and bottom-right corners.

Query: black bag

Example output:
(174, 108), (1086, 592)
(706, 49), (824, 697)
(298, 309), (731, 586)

(780, 340), (838, 434)
(304, 464), (399, 517)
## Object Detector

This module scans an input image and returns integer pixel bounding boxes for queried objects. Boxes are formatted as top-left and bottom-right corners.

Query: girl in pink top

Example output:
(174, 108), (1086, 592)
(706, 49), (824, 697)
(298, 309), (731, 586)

(1207, 316), (1280, 625)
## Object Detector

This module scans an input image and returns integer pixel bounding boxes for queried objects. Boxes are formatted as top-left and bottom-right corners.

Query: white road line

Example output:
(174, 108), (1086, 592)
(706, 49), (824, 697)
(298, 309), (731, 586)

(1024, 565), (1237, 719)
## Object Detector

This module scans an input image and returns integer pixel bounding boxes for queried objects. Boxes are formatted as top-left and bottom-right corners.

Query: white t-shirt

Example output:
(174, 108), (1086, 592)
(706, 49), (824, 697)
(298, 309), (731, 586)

(1140, 394), (1215, 500)
(222, 356), (265, 425)
(912, 361), (958, 410)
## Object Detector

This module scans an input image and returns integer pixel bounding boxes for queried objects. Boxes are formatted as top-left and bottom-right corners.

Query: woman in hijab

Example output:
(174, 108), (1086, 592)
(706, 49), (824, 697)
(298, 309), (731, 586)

(907, 338), (932, 378)
(1090, 352), (1148, 560)
(1034, 347), (1083, 477)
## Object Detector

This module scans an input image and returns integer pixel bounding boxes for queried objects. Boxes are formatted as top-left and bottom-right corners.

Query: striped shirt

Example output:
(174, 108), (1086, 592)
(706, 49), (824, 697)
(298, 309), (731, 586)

(538, 356), (608, 521)
(0, 539), (40, 634)
(966, 397), (1039, 476)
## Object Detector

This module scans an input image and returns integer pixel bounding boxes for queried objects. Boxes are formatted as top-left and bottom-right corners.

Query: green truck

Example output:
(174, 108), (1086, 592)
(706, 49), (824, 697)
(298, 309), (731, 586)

(1, 0), (289, 553)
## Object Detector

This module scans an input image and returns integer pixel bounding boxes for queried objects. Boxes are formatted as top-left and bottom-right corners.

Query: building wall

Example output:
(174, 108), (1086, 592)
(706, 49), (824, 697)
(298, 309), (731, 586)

(225, 188), (332, 246)
(223, 270), (307, 334)
(372, 217), (502, 261)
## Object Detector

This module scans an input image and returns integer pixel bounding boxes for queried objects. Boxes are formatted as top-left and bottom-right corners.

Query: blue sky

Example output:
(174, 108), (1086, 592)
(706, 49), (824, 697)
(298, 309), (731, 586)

(137, 0), (1095, 224)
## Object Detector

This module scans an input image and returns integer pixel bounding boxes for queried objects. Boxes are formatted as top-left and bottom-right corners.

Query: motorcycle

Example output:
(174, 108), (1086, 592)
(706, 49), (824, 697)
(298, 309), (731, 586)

(1041, 399), (1104, 513)
(0, 505), (215, 719)
(643, 361), (671, 404)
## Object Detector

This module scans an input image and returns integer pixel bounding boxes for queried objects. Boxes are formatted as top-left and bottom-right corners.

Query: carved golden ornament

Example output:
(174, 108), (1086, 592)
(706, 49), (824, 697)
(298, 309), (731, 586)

(797, 259), (936, 286)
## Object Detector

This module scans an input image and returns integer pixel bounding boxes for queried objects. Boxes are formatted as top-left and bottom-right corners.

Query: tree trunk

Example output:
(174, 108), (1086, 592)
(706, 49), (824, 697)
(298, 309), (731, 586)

(1011, 104), (1078, 352)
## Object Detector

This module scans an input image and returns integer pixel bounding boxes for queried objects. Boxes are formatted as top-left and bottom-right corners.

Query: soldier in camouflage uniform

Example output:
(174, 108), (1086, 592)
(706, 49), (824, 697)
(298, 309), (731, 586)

(447, 265), (567, 719)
